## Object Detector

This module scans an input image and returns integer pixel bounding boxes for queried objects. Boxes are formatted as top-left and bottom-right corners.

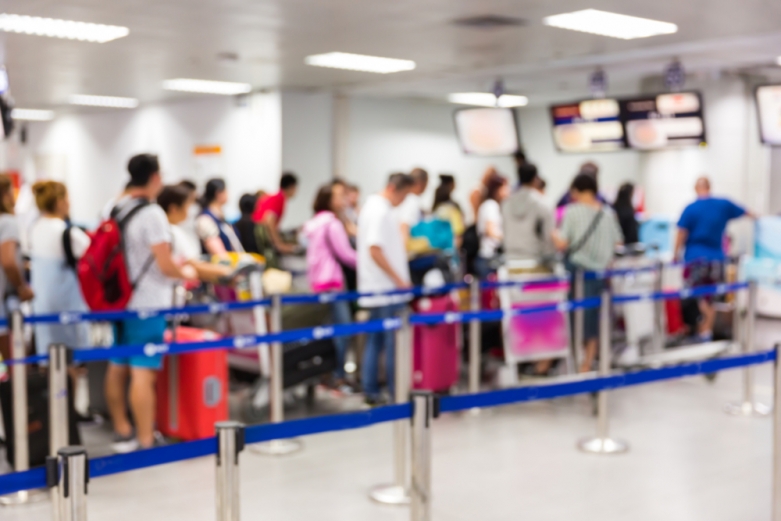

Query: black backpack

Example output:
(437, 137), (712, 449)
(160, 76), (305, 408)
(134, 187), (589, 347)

(461, 224), (480, 275)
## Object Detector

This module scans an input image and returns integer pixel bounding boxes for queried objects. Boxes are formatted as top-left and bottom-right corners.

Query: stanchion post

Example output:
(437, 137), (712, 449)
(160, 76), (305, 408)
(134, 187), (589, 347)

(49, 343), (70, 516)
(572, 269), (585, 368)
(251, 293), (302, 455)
(51, 446), (88, 521)
(216, 421), (245, 521)
(369, 306), (411, 505)
(726, 280), (770, 416)
(577, 290), (628, 454)
(468, 276), (481, 396)
(651, 259), (666, 353)
(773, 344), (781, 521)
(0, 310), (46, 506)
(410, 391), (435, 521)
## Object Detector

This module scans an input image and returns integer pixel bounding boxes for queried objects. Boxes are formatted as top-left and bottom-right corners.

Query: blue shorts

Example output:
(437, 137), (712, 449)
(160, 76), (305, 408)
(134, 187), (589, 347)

(110, 317), (167, 370)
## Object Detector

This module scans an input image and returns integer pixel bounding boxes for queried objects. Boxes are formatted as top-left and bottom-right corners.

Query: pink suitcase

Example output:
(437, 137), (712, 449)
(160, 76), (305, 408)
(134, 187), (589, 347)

(412, 294), (460, 392)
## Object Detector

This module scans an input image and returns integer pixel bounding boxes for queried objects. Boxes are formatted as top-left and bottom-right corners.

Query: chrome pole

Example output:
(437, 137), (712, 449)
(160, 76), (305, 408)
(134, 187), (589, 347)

(0, 309), (47, 506)
(370, 307), (411, 505)
(773, 344), (781, 521)
(49, 344), (70, 516)
(578, 290), (628, 454)
(726, 280), (770, 416)
(572, 269), (585, 368)
(216, 421), (245, 521)
(251, 294), (301, 455)
(54, 446), (88, 521)
(651, 259), (666, 353)
(410, 391), (434, 521)
(468, 276), (481, 396)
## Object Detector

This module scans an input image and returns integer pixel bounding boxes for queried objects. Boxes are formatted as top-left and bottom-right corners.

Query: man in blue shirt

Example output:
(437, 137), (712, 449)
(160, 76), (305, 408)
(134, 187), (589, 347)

(675, 177), (754, 340)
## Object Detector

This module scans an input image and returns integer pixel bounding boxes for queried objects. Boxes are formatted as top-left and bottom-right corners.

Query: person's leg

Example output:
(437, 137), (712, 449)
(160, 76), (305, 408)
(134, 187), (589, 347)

(105, 363), (132, 436)
(361, 307), (383, 401)
(380, 305), (404, 400)
(331, 300), (352, 380)
(698, 300), (716, 338)
(581, 338), (598, 373)
(580, 278), (602, 373)
(129, 367), (158, 448)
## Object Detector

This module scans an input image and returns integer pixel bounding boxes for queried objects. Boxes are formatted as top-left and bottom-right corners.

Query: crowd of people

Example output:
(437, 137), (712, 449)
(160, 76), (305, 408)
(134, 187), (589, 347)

(0, 149), (754, 452)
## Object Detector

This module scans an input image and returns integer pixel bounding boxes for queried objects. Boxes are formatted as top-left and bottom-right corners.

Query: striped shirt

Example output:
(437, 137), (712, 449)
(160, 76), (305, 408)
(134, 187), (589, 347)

(560, 203), (623, 271)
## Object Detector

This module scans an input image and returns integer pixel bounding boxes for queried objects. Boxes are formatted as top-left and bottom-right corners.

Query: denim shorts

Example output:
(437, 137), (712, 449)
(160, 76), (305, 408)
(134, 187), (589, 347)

(110, 316), (167, 370)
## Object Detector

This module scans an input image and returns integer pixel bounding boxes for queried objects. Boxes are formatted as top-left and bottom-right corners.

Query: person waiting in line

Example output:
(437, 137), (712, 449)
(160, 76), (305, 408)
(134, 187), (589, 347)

(503, 163), (555, 266)
(29, 181), (91, 357)
(358, 173), (414, 406)
(342, 183), (361, 237)
(556, 162), (608, 209)
(0, 175), (34, 363)
(469, 166), (499, 222)
(475, 173), (509, 279)
(553, 173), (624, 373)
(253, 172), (299, 267)
(396, 167), (429, 245)
(432, 174), (465, 248)
(234, 193), (261, 254)
(105, 154), (193, 453)
(675, 176), (754, 341)
(196, 178), (245, 256)
(613, 183), (639, 246)
(302, 182), (357, 394)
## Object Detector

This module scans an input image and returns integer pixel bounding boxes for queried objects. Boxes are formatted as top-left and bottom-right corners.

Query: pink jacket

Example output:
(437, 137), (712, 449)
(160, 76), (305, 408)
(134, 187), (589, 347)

(302, 211), (357, 292)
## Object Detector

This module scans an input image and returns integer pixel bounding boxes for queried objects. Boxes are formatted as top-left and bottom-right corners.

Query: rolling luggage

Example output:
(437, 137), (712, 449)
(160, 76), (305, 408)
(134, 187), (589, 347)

(412, 294), (460, 392)
(282, 338), (337, 387)
(0, 371), (80, 468)
(156, 327), (228, 441)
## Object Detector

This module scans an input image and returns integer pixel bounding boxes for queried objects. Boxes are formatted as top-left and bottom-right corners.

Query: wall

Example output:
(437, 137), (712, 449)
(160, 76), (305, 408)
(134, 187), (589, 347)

(21, 93), (281, 224)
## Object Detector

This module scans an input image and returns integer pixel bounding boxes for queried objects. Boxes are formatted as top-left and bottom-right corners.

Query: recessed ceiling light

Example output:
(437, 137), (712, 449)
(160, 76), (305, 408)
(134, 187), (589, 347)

(448, 93), (528, 108)
(70, 94), (138, 108)
(305, 52), (416, 74)
(11, 108), (54, 121)
(543, 9), (677, 40)
(0, 13), (128, 43)
(162, 78), (252, 95)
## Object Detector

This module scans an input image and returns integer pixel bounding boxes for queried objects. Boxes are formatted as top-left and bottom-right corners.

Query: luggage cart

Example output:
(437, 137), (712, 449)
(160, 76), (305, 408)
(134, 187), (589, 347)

(611, 248), (659, 365)
(497, 261), (574, 385)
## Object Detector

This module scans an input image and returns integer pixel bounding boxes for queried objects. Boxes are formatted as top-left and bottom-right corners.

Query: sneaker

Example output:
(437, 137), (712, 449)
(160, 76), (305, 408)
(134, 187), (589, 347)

(111, 432), (139, 454)
(137, 431), (168, 451)
(363, 395), (388, 408)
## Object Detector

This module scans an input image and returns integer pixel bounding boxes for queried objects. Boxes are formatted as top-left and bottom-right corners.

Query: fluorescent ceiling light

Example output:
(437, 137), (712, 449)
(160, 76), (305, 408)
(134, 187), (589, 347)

(163, 78), (252, 95)
(305, 52), (416, 74)
(11, 108), (54, 121)
(448, 93), (528, 108)
(70, 94), (138, 108)
(0, 13), (128, 43)
(543, 9), (677, 40)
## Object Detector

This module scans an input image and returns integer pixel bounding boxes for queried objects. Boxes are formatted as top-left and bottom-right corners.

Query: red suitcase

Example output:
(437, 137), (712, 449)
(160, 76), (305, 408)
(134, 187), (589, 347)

(156, 327), (229, 441)
(665, 299), (685, 335)
(412, 294), (460, 393)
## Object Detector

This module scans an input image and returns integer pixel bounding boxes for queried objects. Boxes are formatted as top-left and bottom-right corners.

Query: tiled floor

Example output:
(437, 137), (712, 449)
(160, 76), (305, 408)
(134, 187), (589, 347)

(2, 318), (780, 521)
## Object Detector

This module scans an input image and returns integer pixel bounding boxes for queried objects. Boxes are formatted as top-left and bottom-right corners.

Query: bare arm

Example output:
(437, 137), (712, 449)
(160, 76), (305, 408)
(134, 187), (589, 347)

(150, 242), (189, 280)
(262, 213), (296, 254)
(0, 241), (32, 301)
(203, 236), (228, 257)
(399, 223), (411, 247)
(674, 229), (688, 261)
(552, 229), (568, 252)
(485, 221), (503, 242)
(370, 245), (409, 288)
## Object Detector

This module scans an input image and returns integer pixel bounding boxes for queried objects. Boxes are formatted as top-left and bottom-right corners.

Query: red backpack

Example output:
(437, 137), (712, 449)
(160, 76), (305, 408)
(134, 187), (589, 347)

(77, 199), (154, 311)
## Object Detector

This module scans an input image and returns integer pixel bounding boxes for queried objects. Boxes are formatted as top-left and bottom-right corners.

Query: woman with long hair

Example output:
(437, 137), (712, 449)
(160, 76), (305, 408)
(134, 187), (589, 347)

(613, 182), (639, 245)
(475, 174), (509, 278)
(195, 178), (244, 256)
(432, 174), (464, 244)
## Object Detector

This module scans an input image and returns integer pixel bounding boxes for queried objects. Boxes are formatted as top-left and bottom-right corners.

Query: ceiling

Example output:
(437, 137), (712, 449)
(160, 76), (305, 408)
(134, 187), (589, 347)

(5, 0), (781, 109)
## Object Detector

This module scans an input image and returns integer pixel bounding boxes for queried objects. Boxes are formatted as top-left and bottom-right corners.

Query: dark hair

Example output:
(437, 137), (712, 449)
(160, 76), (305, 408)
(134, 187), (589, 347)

(178, 179), (197, 193)
(517, 163), (538, 186)
(280, 172), (298, 190)
(571, 173), (598, 194)
(312, 184), (336, 214)
(614, 182), (634, 211)
(485, 174), (507, 202)
(387, 173), (415, 191)
(433, 175), (458, 212)
(201, 178), (226, 207)
(127, 154), (160, 187)
(513, 150), (527, 166)
(579, 161), (599, 179)
(158, 185), (191, 214)
(239, 193), (258, 216)
(410, 168), (429, 185)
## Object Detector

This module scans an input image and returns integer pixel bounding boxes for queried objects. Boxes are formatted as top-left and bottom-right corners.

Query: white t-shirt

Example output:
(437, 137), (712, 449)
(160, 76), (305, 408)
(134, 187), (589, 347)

(30, 217), (91, 260)
(477, 199), (503, 258)
(357, 194), (411, 308)
(395, 192), (424, 228)
(171, 224), (201, 262)
(115, 198), (176, 310)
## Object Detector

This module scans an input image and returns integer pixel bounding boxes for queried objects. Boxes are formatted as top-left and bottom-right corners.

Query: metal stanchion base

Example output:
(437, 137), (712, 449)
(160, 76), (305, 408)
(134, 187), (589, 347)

(724, 401), (771, 417)
(577, 437), (629, 454)
(467, 407), (482, 417)
(0, 489), (48, 506)
(369, 484), (410, 505)
(249, 438), (303, 456)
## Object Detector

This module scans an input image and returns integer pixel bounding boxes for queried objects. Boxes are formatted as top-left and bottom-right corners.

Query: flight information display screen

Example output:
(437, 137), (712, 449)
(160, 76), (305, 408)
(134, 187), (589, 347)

(550, 98), (624, 152)
(620, 92), (706, 150)
(756, 85), (781, 146)
(453, 107), (520, 156)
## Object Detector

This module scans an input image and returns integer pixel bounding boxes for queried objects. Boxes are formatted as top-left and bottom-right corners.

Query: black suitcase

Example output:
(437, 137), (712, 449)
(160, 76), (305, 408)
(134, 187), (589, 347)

(283, 338), (337, 388)
(0, 371), (81, 468)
